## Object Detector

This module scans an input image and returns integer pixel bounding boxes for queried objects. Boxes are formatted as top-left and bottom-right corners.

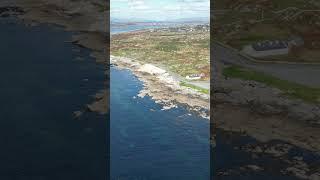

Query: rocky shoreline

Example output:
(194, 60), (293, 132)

(213, 62), (320, 152)
(212, 60), (320, 179)
(214, 130), (320, 179)
(0, 0), (109, 115)
(111, 55), (210, 119)
(2, 0), (319, 178)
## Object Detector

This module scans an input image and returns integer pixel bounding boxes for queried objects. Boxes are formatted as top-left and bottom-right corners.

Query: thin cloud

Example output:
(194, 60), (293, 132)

(111, 0), (209, 21)
(128, 0), (150, 10)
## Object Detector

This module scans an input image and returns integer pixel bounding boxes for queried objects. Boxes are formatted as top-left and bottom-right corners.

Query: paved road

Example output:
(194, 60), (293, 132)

(212, 43), (320, 88)
(189, 81), (210, 90)
(166, 68), (210, 90)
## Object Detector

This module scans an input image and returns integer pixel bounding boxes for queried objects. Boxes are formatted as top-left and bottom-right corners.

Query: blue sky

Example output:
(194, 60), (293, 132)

(111, 0), (210, 21)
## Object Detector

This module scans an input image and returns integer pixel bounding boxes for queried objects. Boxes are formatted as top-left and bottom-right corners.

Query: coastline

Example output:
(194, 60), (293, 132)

(212, 60), (320, 152)
(2, 1), (319, 178)
(0, 10), (109, 179)
(212, 60), (320, 178)
(0, 0), (109, 115)
(111, 55), (210, 119)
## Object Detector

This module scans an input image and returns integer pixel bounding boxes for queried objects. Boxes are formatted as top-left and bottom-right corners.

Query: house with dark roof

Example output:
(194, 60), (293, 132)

(241, 37), (304, 58)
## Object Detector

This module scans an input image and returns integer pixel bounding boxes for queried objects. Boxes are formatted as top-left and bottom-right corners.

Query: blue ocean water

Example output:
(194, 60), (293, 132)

(110, 24), (309, 180)
(110, 24), (210, 179)
(110, 68), (210, 180)
(0, 18), (107, 179)
(111, 24), (156, 34)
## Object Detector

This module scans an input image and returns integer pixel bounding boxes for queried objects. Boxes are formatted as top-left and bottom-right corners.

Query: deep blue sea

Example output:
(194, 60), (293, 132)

(0, 18), (107, 179)
(110, 26), (210, 179)
(110, 68), (210, 180)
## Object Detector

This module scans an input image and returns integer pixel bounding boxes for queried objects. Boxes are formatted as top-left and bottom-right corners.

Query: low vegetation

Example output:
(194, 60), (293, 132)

(180, 81), (209, 94)
(214, 0), (320, 62)
(111, 29), (210, 79)
(223, 65), (320, 103)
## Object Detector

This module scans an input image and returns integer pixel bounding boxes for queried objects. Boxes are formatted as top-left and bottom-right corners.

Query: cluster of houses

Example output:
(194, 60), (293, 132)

(241, 36), (305, 58)
(156, 24), (210, 33)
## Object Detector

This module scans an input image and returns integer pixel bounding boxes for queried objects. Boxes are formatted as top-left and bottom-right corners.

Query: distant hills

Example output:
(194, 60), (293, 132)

(111, 17), (209, 24)
(172, 17), (209, 23)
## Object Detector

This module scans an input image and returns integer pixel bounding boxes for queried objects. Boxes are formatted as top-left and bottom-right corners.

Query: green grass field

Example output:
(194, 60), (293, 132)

(223, 65), (320, 103)
(180, 81), (209, 94)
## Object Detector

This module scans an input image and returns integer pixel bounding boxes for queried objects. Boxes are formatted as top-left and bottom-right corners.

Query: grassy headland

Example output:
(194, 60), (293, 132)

(111, 26), (210, 79)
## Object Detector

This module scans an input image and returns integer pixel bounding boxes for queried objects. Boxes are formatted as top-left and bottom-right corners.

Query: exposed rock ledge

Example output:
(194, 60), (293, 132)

(212, 63), (320, 152)
(1, 0), (109, 115)
(111, 55), (210, 118)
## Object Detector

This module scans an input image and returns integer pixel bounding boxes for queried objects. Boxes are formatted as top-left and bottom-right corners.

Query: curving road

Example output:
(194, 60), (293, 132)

(212, 43), (320, 88)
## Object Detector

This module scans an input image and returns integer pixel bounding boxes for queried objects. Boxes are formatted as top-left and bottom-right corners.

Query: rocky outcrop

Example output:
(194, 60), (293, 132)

(0, 6), (24, 17)
(0, 0), (109, 115)
(211, 58), (320, 152)
(86, 90), (108, 114)
(213, 76), (320, 124)
(0, 0), (108, 32)
(111, 55), (210, 116)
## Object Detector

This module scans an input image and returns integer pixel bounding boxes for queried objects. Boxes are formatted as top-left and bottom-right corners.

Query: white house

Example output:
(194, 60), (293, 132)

(186, 73), (205, 80)
(241, 38), (304, 58)
(242, 40), (289, 57)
